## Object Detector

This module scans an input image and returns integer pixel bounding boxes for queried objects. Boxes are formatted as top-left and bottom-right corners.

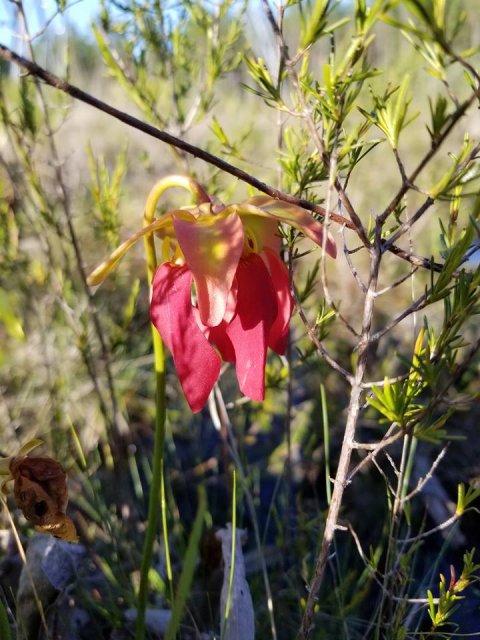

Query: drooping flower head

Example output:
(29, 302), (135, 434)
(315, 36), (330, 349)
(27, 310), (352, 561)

(88, 176), (336, 412)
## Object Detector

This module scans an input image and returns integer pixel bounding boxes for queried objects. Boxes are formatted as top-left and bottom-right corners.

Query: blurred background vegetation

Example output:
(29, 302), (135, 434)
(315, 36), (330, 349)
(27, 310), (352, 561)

(1, 1), (480, 638)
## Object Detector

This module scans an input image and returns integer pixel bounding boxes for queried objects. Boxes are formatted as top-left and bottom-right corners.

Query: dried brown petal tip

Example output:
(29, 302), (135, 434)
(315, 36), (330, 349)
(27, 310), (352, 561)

(35, 514), (78, 543)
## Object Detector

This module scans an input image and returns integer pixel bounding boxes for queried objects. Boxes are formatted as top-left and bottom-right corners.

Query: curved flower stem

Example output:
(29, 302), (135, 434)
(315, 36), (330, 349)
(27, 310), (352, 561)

(135, 176), (207, 640)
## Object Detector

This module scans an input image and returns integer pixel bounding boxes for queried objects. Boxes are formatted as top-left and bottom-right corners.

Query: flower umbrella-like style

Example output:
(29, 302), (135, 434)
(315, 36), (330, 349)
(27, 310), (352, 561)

(88, 178), (336, 412)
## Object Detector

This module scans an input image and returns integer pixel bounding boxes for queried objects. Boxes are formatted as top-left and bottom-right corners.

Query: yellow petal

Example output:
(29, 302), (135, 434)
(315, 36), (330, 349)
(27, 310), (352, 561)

(239, 196), (337, 257)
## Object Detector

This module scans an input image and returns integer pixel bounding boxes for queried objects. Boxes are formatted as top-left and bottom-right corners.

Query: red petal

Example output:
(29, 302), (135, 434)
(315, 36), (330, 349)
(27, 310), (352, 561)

(224, 254), (277, 401)
(150, 264), (221, 412)
(192, 309), (236, 362)
(207, 321), (236, 362)
(262, 249), (294, 354)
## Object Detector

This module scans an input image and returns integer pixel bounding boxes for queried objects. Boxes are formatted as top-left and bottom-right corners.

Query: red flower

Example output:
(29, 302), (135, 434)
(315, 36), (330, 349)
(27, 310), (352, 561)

(148, 197), (334, 412)
(88, 180), (336, 412)
(150, 248), (292, 411)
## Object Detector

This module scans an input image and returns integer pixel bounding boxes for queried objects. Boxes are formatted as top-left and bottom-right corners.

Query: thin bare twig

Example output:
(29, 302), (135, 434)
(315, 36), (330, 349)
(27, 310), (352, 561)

(1, 498), (51, 639)
(263, 6), (364, 339)
(438, 34), (480, 84)
(349, 425), (403, 472)
(372, 456), (396, 496)
(342, 226), (368, 294)
(384, 139), (480, 250)
(318, 138), (360, 336)
(265, 0), (296, 567)
(286, 61), (370, 248)
(343, 522), (439, 605)
(293, 292), (354, 384)
(398, 513), (461, 544)
(387, 243), (444, 272)
(401, 446), (448, 503)
(383, 197), (435, 250)
(374, 266), (419, 297)
(369, 291), (429, 344)
(392, 148), (414, 189)
(361, 373), (410, 389)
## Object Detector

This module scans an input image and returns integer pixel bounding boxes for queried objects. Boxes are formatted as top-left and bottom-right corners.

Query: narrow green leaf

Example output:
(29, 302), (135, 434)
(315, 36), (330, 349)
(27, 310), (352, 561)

(456, 482), (465, 515)
(165, 486), (207, 640)
(211, 116), (229, 145)
(0, 597), (11, 640)
(300, 0), (329, 49)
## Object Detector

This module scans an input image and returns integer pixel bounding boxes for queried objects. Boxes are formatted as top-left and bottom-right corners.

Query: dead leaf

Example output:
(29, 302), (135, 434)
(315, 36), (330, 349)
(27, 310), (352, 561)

(9, 457), (78, 542)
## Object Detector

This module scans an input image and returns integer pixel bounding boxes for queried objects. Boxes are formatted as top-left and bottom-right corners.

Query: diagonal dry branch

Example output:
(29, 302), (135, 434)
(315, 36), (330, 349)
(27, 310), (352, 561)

(0, 43), (446, 274)
(0, 43), (349, 226)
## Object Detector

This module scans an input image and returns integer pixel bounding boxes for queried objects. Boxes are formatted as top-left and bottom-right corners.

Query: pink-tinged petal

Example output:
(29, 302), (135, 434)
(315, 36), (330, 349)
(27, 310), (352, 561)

(150, 263), (221, 413)
(173, 210), (244, 327)
(238, 196), (337, 258)
(262, 249), (294, 354)
(224, 254), (277, 401)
